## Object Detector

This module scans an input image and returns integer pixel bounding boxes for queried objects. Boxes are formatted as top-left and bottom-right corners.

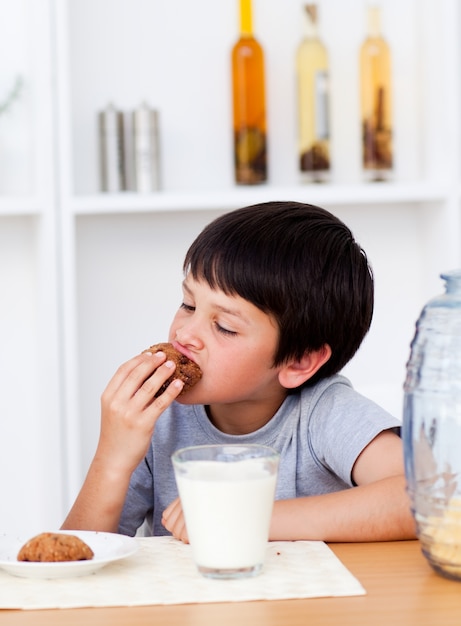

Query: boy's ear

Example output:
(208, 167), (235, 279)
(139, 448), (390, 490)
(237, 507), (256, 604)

(278, 344), (332, 389)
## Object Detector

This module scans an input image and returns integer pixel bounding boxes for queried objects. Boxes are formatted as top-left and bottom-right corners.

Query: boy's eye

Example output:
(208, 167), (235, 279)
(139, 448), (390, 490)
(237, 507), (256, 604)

(215, 323), (237, 336)
(179, 303), (237, 336)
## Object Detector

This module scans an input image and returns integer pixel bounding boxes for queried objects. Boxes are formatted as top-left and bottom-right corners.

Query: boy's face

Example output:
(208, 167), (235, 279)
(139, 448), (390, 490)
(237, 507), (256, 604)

(168, 275), (285, 407)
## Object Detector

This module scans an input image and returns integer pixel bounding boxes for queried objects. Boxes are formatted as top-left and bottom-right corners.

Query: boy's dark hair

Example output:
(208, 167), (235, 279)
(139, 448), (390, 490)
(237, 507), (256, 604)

(183, 201), (374, 386)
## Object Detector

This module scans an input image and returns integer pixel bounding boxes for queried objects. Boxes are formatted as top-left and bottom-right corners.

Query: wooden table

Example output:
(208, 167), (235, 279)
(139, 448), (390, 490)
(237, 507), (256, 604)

(1, 540), (461, 625)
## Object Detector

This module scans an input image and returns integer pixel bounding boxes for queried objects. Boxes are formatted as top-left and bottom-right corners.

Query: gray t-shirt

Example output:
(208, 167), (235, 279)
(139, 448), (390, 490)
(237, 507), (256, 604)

(118, 374), (400, 536)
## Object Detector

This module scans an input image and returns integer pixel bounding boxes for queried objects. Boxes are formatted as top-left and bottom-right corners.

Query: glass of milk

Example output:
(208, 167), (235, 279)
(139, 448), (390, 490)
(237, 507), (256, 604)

(171, 444), (279, 579)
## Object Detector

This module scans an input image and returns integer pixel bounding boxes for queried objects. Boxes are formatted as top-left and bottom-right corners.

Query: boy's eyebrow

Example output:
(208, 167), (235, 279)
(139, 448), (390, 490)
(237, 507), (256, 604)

(182, 280), (250, 324)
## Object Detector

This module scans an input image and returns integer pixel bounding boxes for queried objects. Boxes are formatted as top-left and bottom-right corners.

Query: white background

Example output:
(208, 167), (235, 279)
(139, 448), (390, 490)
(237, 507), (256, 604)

(0, 0), (460, 536)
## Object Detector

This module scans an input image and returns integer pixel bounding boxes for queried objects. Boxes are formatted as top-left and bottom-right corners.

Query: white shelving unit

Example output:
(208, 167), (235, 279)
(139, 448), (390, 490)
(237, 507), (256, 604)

(1, 0), (460, 534)
(0, 0), (62, 536)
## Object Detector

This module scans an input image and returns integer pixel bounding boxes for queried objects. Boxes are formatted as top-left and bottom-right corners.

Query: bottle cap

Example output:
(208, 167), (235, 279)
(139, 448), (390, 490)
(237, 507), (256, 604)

(133, 102), (158, 133)
(99, 103), (122, 132)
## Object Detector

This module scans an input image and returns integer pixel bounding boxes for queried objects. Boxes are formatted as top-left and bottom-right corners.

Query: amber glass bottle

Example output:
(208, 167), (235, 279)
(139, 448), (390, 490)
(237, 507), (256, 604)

(232, 0), (267, 184)
(297, 4), (330, 182)
(360, 5), (393, 181)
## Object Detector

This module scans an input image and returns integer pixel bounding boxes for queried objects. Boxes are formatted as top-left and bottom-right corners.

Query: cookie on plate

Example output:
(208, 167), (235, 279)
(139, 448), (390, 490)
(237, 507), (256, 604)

(17, 532), (94, 562)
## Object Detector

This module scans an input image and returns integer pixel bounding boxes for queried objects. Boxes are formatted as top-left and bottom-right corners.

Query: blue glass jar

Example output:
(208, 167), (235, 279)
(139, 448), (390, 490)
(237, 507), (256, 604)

(403, 269), (461, 580)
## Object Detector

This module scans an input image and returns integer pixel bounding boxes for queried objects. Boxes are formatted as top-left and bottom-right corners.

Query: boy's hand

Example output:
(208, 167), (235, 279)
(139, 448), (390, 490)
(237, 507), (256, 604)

(96, 351), (184, 475)
(162, 497), (189, 543)
(61, 351), (185, 534)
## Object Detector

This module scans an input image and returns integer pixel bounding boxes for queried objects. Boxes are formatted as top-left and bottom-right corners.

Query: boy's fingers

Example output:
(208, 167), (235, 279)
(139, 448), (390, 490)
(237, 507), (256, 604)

(104, 351), (166, 400)
(136, 359), (175, 398)
(162, 498), (189, 543)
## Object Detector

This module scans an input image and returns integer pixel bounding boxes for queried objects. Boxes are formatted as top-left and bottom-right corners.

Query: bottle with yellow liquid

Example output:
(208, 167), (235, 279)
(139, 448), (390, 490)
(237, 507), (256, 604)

(360, 4), (393, 181)
(232, 0), (267, 184)
(296, 4), (330, 183)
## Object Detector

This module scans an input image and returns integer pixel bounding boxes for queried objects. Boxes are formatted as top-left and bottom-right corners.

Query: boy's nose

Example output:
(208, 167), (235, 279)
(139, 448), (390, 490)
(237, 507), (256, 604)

(174, 325), (203, 350)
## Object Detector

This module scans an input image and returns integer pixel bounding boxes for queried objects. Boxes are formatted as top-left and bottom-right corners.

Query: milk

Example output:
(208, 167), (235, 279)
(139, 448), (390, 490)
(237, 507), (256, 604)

(175, 459), (277, 571)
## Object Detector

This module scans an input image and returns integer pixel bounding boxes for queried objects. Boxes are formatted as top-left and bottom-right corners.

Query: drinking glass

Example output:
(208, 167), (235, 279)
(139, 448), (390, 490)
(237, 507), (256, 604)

(172, 444), (279, 579)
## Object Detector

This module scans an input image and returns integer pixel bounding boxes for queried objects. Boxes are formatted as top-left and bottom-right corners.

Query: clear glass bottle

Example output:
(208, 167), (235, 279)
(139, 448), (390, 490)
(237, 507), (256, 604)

(296, 4), (330, 183)
(231, 0), (267, 185)
(403, 270), (461, 580)
(360, 5), (393, 181)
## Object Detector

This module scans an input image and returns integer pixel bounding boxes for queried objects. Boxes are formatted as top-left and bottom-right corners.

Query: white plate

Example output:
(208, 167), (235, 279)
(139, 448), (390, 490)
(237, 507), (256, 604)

(0, 530), (138, 579)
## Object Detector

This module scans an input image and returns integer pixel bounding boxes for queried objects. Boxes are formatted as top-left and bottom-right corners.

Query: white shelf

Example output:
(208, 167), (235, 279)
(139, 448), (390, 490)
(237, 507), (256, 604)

(70, 181), (449, 215)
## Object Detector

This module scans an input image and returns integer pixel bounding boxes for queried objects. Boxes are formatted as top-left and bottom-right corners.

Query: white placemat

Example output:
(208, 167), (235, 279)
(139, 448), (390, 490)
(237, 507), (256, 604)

(0, 536), (365, 610)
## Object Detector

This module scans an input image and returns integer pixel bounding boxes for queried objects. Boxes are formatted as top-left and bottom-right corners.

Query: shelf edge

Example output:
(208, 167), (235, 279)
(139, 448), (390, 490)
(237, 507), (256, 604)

(67, 182), (450, 215)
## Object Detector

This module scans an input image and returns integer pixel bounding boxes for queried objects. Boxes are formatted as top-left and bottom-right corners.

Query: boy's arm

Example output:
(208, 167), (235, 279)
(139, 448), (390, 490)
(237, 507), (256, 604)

(61, 351), (184, 532)
(61, 454), (133, 533)
(269, 474), (415, 541)
(270, 430), (416, 541)
(163, 430), (416, 543)
(163, 474), (415, 543)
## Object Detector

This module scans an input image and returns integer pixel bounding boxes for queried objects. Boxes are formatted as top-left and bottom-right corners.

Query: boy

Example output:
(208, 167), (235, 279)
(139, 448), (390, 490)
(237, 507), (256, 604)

(62, 201), (416, 542)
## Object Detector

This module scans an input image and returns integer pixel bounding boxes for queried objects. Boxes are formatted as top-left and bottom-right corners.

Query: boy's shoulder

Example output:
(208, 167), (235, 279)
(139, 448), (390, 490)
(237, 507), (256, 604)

(300, 373), (354, 400)
(282, 374), (355, 422)
(297, 374), (399, 428)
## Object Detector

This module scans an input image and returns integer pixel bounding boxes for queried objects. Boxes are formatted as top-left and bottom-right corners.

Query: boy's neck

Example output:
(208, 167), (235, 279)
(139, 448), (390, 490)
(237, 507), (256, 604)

(205, 391), (288, 435)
